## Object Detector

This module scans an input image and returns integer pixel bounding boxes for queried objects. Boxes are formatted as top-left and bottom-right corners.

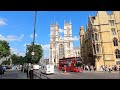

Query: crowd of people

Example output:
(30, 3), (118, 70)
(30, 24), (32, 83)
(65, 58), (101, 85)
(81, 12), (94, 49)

(82, 65), (96, 71)
(82, 64), (120, 73)
(99, 65), (120, 73)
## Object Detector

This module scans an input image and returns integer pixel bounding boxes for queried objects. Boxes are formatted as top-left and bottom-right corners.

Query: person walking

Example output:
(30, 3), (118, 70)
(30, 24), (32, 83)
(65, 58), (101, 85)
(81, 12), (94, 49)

(108, 65), (111, 73)
(29, 64), (34, 79)
(119, 66), (120, 74)
(93, 66), (96, 71)
(0, 65), (3, 75)
(26, 64), (29, 78)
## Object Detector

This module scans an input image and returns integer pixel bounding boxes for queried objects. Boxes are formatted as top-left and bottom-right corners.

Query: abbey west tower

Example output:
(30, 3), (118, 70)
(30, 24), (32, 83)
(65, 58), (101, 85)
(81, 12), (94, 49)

(49, 20), (74, 65)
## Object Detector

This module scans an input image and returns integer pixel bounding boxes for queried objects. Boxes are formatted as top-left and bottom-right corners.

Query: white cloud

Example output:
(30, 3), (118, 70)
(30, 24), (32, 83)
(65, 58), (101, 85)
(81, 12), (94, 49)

(59, 28), (64, 33)
(41, 44), (50, 59)
(72, 36), (79, 41)
(24, 43), (28, 48)
(0, 34), (6, 40)
(10, 47), (25, 56)
(30, 33), (37, 38)
(19, 52), (25, 57)
(41, 44), (50, 51)
(0, 18), (7, 26)
(0, 34), (24, 41)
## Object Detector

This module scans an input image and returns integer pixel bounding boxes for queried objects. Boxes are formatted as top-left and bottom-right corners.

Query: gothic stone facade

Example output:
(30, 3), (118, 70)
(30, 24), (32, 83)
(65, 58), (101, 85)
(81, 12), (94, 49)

(49, 20), (74, 65)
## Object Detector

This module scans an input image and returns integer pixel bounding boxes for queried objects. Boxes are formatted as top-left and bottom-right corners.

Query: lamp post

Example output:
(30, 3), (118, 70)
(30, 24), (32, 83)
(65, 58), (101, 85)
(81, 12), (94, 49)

(29, 11), (37, 79)
(31, 11), (37, 64)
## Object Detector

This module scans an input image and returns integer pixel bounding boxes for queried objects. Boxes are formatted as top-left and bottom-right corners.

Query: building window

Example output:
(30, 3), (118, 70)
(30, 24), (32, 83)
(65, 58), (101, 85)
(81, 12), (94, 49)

(96, 44), (100, 53)
(115, 49), (120, 58)
(53, 37), (56, 41)
(91, 34), (94, 40)
(116, 61), (120, 65)
(59, 44), (64, 55)
(109, 20), (115, 26)
(95, 33), (98, 41)
(113, 38), (118, 46)
(53, 29), (56, 35)
(111, 28), (116, 35)
(93, 44), (96, 54)
(67, 27), (70, 36)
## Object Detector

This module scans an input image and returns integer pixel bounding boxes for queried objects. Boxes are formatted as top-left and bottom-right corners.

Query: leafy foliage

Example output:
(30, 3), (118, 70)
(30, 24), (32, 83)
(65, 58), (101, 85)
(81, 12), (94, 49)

(1, 59), (10, 65)
(11, 54), (26, 65)
(0, 40), (10, 59)
(26, 42), (43, 64)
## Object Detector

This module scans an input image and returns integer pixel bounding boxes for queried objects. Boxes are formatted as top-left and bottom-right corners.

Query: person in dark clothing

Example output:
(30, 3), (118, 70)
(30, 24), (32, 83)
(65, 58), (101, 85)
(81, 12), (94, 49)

(0, 65), (3, 75)
(29, 64), (34, 79)
(26, 64), (29, 78)
(119, 66), (120, 74)
(93, 66), (96, 71)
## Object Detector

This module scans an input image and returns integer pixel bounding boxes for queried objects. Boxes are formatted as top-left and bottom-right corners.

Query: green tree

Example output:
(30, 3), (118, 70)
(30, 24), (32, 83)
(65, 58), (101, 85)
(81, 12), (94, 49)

(11, 54), (27, 65)
(1, 59), (10, 65)
(19, 56), (26, 64)
(0, 40), (10, 59)
(11, 54), (19, 65)
(26, 42), (43, 64)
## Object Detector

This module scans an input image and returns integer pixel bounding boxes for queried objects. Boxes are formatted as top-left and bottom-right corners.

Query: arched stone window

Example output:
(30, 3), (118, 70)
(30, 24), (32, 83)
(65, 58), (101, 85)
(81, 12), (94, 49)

(115, 49), (120, 58)
(59, 44), (64, 55)
(96, 44), (100, 53)
(95, 33), (98, 41)
(67, 27), (70, 36)
(91, 34), (94, 40)
(93, 44), (96, 54)
(113, 38), (118, 46)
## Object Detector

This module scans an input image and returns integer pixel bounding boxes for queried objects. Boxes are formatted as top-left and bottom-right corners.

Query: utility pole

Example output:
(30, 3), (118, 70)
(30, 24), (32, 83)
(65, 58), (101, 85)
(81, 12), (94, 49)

(31, 11), (37, 63)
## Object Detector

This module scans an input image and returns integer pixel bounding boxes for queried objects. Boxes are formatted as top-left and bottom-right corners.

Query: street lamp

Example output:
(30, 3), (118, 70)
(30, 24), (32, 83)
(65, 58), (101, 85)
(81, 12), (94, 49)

(31, 11), (37, 63)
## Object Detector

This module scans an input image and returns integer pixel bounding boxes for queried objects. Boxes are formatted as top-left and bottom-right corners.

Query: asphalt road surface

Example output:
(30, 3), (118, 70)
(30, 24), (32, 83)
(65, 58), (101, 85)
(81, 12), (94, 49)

(0, 69), (27, 79)
(1, 69), (120, 79)
(34, 69), (120, 79)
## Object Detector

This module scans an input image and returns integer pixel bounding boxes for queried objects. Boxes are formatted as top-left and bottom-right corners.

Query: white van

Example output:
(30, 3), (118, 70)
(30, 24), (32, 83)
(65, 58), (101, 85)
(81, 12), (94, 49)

(33, 64), (39, 70)
(40, 64), (54, 74)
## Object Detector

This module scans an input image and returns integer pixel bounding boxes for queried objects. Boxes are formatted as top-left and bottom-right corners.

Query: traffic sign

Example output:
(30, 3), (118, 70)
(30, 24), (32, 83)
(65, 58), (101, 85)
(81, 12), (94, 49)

(31, 52), (35, 56)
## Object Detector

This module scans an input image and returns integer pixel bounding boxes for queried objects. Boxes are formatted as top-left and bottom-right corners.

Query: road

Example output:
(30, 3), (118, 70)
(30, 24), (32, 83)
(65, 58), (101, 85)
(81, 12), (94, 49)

(1, 69), (120, 79)
(34, 69), (120, 79)
(0, 69), (28, 79)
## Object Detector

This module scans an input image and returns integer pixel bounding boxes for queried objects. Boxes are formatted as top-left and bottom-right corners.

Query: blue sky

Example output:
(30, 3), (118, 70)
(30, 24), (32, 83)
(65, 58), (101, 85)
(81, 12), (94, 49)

(0, 11), (112, 59)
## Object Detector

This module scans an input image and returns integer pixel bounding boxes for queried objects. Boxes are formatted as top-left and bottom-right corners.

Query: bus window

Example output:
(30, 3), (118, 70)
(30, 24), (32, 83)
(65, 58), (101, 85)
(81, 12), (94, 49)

(76, 61), (82, 67)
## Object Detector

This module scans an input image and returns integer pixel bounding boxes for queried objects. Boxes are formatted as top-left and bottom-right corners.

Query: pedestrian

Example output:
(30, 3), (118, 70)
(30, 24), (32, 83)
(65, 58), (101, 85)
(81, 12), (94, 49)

(93, 66), (96, 71)
(0, 65), (3, 75)
(29, 64), (34, 79)
(119, 66), (120, 74)
(26, 64), (29, 78)
(108, 65), (111, 73)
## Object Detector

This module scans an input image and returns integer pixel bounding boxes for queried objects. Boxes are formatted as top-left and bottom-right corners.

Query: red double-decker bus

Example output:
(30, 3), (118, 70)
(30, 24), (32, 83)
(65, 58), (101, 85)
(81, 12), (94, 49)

(58, 57), (83, 72)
